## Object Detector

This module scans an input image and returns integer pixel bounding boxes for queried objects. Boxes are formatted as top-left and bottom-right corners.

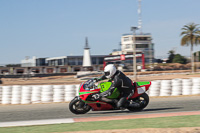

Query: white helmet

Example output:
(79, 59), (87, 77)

(104, 64), (117, 79)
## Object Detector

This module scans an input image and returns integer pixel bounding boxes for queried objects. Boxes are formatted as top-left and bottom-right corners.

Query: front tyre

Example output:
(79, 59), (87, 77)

(127, 93), (149, 112)
(69, 97), (91, 114)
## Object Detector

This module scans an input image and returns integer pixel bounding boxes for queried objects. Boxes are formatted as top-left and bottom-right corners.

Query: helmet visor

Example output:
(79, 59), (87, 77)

(104, 72), (110, 76)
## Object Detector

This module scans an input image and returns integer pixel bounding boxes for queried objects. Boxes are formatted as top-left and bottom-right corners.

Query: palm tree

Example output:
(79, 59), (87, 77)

(180, 23), (200, 73)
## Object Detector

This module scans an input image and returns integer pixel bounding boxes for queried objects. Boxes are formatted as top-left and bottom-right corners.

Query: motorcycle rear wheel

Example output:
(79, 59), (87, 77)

(69, 97), (91, 114)
(127, 93), (149, 111)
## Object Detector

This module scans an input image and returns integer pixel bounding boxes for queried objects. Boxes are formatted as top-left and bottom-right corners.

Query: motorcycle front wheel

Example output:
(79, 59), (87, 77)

(69, 97), (91, 114)
(127, 93), (149, 112)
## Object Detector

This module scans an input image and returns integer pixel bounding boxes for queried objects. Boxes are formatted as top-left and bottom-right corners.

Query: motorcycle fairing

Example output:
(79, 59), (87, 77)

(78, 82), (101, 101)
(88, 103), (113, 111)
(130, 81), (151, 98)
(98, 82), (120, 99)
(78, 81), (117, 111)
(136, 81), (151, 86)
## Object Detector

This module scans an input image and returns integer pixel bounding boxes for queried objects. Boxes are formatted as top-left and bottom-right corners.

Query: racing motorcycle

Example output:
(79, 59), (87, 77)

(69, 78), (151, 114)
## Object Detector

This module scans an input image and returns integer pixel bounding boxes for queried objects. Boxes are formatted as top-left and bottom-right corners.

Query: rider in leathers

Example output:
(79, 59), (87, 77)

(93, 64), (135, 108)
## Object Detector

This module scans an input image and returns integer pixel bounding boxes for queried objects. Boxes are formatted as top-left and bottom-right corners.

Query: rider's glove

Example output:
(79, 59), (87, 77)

(93, 78), (99, 82)
(92, 94), (100, 100)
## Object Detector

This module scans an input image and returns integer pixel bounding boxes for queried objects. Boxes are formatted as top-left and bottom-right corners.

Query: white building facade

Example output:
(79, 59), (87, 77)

(112, 33), (154, 63)
(21, 56), (46, 67)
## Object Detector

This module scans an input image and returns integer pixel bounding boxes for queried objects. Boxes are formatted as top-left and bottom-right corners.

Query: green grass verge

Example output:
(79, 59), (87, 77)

(0, 115), (200, 133)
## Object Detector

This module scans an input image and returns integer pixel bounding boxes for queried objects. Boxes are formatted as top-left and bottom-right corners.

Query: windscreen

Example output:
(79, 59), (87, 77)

(83, 79), (94, 90)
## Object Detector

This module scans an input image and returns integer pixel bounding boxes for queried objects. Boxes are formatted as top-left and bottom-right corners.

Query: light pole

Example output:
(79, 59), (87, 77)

(131, 26), (138, 80)
(197, 52), (199, 72)
(148, 37), (153, 71)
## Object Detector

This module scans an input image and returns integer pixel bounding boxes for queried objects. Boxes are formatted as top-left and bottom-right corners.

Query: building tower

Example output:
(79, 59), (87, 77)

(110, 0), (154, 71)
(83, 37), (92, 69)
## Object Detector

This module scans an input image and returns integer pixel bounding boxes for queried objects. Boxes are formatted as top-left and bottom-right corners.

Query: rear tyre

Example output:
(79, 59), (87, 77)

(69, 97), (91, 114)
(127, 93), (149, 111)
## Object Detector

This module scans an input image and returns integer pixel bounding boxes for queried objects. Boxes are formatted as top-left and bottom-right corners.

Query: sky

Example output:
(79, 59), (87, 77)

(0, 0), (200, 64)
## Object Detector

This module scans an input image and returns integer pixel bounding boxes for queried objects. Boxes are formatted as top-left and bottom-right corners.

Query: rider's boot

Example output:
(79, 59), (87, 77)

(111, 99), (118, 109)
(118, 101), (129, 110)
(119, 107), (126, 110)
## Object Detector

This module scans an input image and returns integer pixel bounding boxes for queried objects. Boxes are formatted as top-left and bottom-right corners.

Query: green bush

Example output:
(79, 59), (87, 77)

(172, 54), (187, 64)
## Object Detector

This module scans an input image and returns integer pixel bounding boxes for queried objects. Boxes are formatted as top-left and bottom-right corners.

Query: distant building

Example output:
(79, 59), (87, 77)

(46, 56), (67, 66)
(0, 54), (106, 75)
(105, 33), (154, 71)
(13, 38), (107, 74)
(44, 37), (105, 72)
(21, 56), (46, 67)
(2, 33), (155, 74)
(46, 55), (105, 72)
(112, 33), (154, 63)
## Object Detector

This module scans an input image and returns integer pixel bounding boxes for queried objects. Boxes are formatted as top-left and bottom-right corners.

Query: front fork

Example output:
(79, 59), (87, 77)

(75, 96), (85, 108)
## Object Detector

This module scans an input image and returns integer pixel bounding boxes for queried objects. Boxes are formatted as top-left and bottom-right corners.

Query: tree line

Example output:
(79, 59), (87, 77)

(166, 23), (200, 71)
(180, 23), (200, 72)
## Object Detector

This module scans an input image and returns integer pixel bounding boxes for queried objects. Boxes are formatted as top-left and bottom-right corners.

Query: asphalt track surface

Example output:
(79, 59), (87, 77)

(0, 96), (200, 122)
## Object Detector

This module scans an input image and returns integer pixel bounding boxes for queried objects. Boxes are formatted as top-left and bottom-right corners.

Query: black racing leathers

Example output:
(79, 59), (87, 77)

(98, 70), (135, 108)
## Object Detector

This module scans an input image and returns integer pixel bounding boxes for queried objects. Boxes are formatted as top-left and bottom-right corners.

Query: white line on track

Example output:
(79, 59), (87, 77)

(0, 118), (74, 127)
(1, 110), (200, 127)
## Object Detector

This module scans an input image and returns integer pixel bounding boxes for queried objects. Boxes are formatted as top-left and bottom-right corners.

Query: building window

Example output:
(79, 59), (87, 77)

(125, 44), (131, 49)
(64, 58), (68, 65)
(98, 58), (104, 64)
(36, 59), (46, 66)
(144, 51), (150, 56)
(136, 44), (148, 48)
(136, 58), (142, 63)
(68, 58), (76, 65)
(136, 37), (148, 41)
(92, 58), (97, 65)
(125, 60), (133, 64)
(58, 59), (63, 65)
(49, 60), (56, 66)
(78, 58), (82, 65)
(123, 37), (129, 41)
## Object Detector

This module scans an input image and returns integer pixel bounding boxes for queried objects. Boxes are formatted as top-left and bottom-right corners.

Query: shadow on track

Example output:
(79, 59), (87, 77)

(143, 107), (183, 112)
(88, 107), (182, 115)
